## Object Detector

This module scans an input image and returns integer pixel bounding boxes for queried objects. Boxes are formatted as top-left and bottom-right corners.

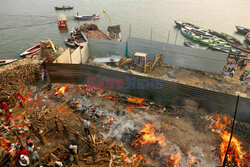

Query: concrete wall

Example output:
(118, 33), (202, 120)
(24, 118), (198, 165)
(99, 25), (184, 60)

(53, 42), (89, 64)
(71, 47), (81, 64)
(53, 48), (71, 63)
(80, 43), (89, 63)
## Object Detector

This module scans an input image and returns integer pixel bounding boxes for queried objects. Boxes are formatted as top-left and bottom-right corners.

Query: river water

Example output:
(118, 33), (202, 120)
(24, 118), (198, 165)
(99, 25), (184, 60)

(0, 0), (250, 59)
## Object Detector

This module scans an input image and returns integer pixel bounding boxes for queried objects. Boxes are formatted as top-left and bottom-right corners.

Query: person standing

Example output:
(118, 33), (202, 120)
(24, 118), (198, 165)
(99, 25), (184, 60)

(239, 73), (245, 85)
(230, 68), (235, 78)
(78, 115), (91, 135)
(227, 62), (233, 72)
(68, 144), (78, 165)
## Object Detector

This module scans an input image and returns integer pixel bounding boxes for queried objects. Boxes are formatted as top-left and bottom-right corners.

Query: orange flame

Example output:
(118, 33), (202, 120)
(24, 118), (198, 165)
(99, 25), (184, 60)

(103, 94), (118, 103)
(132, 122), (166, 147)
(166, 151), (181, 167)
(106, 117), (114, 123)
(211, 114), (231, 132)
(55, 84), (69, 95)
(219, 130), (245, 166)
(187, 151), (196, 167)
(211, 114), (246, 166)
(127, 97), (146, 106)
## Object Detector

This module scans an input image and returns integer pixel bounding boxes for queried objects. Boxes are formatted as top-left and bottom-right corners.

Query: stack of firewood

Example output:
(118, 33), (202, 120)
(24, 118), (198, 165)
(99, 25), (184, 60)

(0, 61), (41, 106)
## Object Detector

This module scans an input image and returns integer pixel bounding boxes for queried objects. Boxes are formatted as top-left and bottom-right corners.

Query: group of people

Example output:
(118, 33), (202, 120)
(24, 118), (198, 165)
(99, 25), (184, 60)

(0, 93), (26, 125)
(16, 137), (40, 166)
(223, 60), (238, 78)
(0, 135), (40, 166)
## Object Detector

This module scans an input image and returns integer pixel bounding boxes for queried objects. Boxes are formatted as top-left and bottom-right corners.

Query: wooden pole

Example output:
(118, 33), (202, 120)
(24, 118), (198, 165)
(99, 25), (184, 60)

(222, 95), (240, 167)
(150, 28), (153, 41)
(129, 24), (131, 38)
(175, 31), (178, 45)
(167, 30), (170, 43)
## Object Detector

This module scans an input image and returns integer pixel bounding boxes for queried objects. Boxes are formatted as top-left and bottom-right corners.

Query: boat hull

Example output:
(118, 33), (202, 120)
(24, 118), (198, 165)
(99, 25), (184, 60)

(0, 59), (18, 66)
(55, 6), (73, 10)
(73, 15), (100, 20)
(20, 44), (40, 57)
(236, 26), (250, 35)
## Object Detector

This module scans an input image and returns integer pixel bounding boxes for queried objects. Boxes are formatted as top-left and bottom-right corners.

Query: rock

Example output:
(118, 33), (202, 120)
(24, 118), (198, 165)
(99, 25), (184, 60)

(167, 71), (177, 79)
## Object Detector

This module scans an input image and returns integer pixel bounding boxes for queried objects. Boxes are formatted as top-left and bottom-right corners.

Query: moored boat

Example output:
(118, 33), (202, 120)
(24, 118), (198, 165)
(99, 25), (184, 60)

(235, 25), (250, 35)
(55, 6), (73, 10)
(221, 33), (241, 45)
(208, 43), (231, 49)
(73, 14), (100, 20)
(228, 42), (250, 53)
(208, 29), (225, 38)
(181, 27), (201, 42)
(20, 44), (40, 57)
(185, 26), (212, 37)
(0, 59), (18, 66)
(107, 25), (122, 42)
(245, 32), (250, 45)
(184, 40), (195, 48)
(71, 30), (88, 47)
(57, 14), (67, 28)
(64, 38), (76, 47)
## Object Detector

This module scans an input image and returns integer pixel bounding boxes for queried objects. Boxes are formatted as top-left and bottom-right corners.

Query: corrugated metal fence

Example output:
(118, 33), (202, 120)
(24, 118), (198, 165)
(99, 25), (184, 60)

(87, 37), (228, 74)
(46, 63), (250, 123)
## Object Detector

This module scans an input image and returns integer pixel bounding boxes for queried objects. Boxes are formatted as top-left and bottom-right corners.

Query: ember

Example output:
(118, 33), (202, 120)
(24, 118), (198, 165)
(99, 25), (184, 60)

(55, 84), (69, 95)
(187, 151), (196, 167)
(166, 151), (181, 167)
(127, 96), (146, 106)
(106, 116), (114, 123)
(132, 122), (166, 147)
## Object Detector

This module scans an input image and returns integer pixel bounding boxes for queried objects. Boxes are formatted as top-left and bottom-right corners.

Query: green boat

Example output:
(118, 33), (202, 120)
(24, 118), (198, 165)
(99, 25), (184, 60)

(181, 27), (202, 42)
(208, 43), (231, 49)
(200, 39), (215, 45)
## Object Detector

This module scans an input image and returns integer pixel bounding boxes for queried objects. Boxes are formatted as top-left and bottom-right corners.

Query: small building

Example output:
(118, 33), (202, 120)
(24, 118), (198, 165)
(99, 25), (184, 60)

(57, 14), (67, 28)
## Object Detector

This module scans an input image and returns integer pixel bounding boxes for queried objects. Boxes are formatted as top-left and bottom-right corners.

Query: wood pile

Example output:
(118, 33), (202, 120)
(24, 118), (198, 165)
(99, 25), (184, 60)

(0, 59), (41, 107)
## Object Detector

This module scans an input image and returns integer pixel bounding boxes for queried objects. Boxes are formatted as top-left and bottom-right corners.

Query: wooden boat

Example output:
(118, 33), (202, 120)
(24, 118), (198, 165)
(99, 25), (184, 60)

(72, 30), (88, 47)
(81, 23), (112, 40)
(185, 26), (213, 37)
(73, 14), (100, 20)
(107, 25), (122, 42)
(181, 27), (201, 42)
(20, 44), (40, 57)
(235, 25), (250, 35)
(220, 33), (241, 45)
(64, 38), (76, 47)
(55, 6), (73, 10)
(184, 40), (195, 48)
(245, 32), (250, 45)
(174, 20), (183, 28)
(209, 43), (231, 49)
(57, 14), (67, 28)
(174, 20), (205, 30)
(0, 59), (18, 66)
(208, 29), (225, 38)
(228, 42), (250, 53)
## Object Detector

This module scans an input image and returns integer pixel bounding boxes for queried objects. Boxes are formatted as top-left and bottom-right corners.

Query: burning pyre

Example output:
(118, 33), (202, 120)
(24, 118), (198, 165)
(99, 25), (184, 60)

(211, 114), (248, 166)
(132, 122), (166, 148)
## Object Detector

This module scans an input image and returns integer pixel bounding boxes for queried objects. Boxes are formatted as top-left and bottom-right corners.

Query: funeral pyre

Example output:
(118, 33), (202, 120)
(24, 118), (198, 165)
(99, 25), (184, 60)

(0, 83), (249, 166)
